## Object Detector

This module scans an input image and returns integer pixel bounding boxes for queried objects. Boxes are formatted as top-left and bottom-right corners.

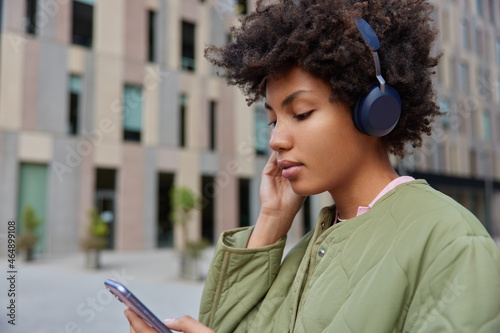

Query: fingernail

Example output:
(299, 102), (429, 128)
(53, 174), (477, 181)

(124, 309), (129, 317)
(163, 318), (175, 323)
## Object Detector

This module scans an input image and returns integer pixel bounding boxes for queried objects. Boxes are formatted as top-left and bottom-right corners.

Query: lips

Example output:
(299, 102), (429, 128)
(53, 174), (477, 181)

(278, 160), (304, 179)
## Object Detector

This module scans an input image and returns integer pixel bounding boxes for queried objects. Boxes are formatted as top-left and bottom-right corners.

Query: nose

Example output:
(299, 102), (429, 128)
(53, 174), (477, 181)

(269, 122), (293, 152)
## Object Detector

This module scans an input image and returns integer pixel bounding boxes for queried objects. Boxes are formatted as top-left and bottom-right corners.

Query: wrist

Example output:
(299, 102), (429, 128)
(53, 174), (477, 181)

(247, 210), (293, 248)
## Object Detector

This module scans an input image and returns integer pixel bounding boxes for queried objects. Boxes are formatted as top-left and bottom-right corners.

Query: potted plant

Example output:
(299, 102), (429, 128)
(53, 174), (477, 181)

(17, 205), (42, 261)
(170, 186), (210, 280)
(80, 208), (109, 269)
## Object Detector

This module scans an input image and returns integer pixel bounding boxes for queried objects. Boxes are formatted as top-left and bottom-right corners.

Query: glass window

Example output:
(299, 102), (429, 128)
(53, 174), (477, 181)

(439, 98), (451, 130)
(303, 196), (312, 235)
(123, 85), (143, 142)
(496, 77), (500, 103)
(475, 28), (483, 57)
(209, 100), (217, 151)
(470, 150), (477, 177)
(25, 0), (37, 35)
(459, 62), (469, 93)
(489, 0), (495, 23)
(181, 21), (195, 71)
(482, 111), (491, 141)
(477, 0), (483, 17)
(497, 114), (500, 142)
(470, 109), (478, 139)
(95, 168), (116, 249)
(157, 173), (174, 248)
(255, 107), (269, 155)
(239, 178), (251, 228)
(72, 0), (94, 48)
(148, 10), (156, 62)
(485, 32), (491, 61)
(179, 94), (187, 147)
(201, 176), (215, 244)
(68, 75), (82, 135)
(236, 0), (247, 15)
(477, 68), (491, 101)
(496, 39), (500, 65)
(461, 20), (470, 50)
(17, 163), (48, 253)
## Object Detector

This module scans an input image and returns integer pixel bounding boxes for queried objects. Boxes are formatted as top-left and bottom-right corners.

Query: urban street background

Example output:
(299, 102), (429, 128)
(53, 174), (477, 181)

(1, 0), (500, 332)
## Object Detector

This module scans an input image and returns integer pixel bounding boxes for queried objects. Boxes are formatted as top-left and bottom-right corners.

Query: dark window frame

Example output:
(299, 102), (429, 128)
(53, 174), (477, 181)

(181, 21), (195, 71)
(209, 100), (217, 151)
(236, 0), (247, 15)
(239, 178), (251, 228)
(26, 0), (37, 35)
(123, 84), (143, 142)
(202, 175), (215, 244)
(72, 0), (94, 48)
(179, 94), (187, 147)
(68, 75), (81, 135)
(147, 10), (156, 62)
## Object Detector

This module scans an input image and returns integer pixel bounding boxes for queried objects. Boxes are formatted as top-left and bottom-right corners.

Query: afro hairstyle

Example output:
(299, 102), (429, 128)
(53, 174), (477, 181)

(205, 0), (442, 158)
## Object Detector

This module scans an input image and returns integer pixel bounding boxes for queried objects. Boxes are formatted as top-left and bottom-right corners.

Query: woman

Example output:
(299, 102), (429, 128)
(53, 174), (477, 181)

(127, 0), (500, 332)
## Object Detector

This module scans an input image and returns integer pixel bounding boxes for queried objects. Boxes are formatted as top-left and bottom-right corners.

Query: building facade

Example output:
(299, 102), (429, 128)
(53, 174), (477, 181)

(405, 0), (500, 238)
(0, 0), (324, 254)
(0, 0), (498, 255)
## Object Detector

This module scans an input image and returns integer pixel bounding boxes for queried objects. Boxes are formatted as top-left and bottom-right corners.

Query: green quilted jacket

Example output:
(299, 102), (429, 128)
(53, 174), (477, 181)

(199, 180), (500, 332)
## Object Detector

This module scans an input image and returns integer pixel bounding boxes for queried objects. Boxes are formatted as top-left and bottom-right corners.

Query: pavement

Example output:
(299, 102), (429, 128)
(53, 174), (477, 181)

(1, 238), (499, 333)
(0, 248), (215, 333)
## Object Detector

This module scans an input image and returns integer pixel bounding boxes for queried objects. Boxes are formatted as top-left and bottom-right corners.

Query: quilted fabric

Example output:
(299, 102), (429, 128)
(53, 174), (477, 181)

(199, 180), (500, 332)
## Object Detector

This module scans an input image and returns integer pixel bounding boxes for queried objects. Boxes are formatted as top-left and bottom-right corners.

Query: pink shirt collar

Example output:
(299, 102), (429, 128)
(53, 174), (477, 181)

(355, 176), (415, 216)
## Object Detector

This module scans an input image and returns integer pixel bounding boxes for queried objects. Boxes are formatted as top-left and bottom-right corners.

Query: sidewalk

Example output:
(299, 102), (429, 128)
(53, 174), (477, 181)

(0, 248), (214, 333)
(2, 238), (499, 333)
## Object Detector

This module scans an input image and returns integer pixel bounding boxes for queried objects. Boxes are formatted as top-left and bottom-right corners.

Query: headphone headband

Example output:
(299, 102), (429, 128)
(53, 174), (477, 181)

(355, 17), (386, 92)
(352, 17), (401, 137)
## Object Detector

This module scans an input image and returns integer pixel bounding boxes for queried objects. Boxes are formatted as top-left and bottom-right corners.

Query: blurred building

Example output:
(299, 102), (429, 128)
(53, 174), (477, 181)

(0, 0), (498, 255)
(0, 0), (320, 255)
(406, 0), (500, 238)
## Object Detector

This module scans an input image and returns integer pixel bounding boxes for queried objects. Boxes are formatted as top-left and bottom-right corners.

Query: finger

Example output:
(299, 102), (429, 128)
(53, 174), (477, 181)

(263, 151), (281, 176)
(125, 309), (157, 333)
(163, 315), (215, 333)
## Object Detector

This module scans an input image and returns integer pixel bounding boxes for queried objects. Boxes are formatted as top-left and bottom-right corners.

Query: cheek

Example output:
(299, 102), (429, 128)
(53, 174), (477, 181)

(305, 114), (368, 163)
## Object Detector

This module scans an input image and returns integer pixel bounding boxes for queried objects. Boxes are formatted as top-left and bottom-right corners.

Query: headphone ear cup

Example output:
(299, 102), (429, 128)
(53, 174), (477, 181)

(353, 85), (402, 137)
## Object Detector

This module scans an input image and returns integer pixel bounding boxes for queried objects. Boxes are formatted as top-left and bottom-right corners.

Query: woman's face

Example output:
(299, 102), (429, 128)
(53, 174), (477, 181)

(265, 66), (378, 196)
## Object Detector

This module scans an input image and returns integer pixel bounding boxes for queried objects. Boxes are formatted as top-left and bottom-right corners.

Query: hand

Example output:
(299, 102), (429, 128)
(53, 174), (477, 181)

(248, 151), (306, 248)
(125, 309), (214, 333)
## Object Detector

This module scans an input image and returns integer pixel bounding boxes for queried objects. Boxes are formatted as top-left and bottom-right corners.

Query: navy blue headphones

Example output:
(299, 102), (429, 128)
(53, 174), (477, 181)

(353, 18), (401, 137)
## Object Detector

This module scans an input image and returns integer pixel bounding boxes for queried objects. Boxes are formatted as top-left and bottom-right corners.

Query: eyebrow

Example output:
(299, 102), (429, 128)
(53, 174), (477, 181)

(264, 89), (313, 111)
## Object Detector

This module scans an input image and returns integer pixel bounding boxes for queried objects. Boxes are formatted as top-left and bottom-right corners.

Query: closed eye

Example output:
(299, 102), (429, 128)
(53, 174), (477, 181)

(267, 120), (277, 128)
(294, 111), (313, 121)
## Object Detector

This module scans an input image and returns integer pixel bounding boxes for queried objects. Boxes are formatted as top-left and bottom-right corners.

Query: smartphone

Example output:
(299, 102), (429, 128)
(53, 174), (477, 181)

(104, 279), (173, 333)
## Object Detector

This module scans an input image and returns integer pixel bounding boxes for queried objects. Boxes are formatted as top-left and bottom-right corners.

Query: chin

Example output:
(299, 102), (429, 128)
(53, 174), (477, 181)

(290, 182), (324, 196)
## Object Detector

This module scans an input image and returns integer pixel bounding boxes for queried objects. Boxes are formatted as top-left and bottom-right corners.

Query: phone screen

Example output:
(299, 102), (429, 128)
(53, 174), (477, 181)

(105, 279), (173, 333)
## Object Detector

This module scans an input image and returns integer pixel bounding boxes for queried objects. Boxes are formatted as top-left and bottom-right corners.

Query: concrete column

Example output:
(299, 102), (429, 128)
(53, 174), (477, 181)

(0, 31), (24, 130)
(143, 147), (158, 249)
(37, 41), (68, 134)
(115, 144), (145, 250)
(22, 38), (40, 131)
(47, 138), (81, 253)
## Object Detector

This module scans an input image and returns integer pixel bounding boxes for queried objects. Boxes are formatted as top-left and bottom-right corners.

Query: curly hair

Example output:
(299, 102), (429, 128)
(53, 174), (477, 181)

(205, 0), (442, 158)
